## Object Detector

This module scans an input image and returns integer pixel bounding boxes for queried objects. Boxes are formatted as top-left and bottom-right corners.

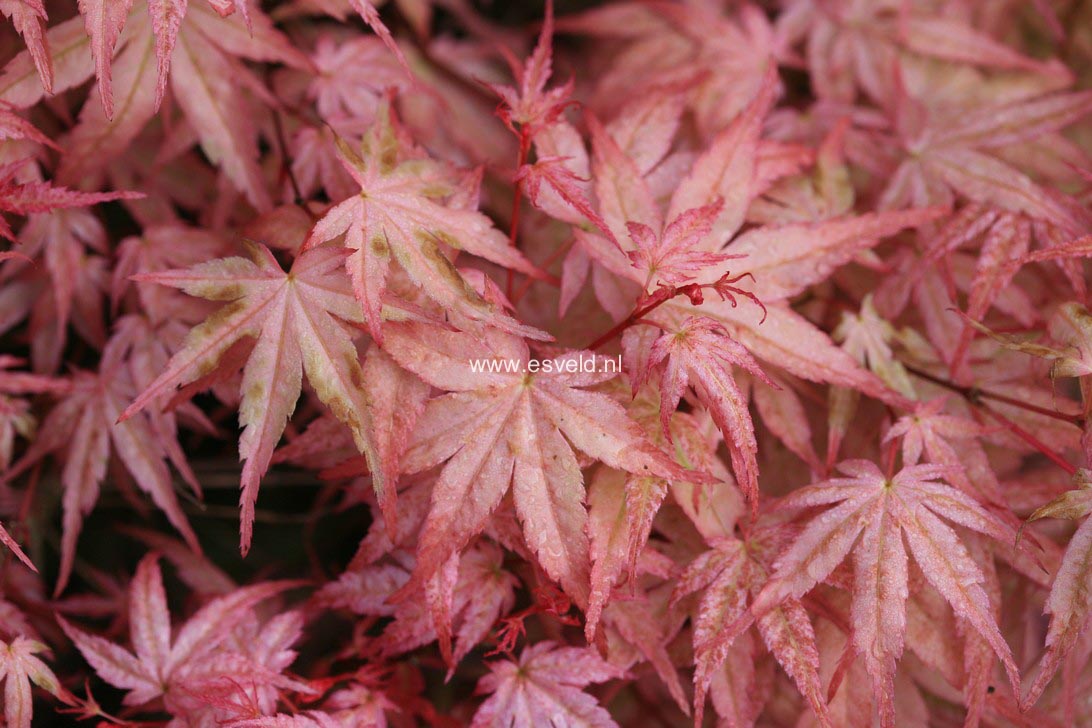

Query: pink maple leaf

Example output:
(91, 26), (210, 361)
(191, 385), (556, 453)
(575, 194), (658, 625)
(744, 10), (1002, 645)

(753, 460), (1020, 726)
(470, 641), (625, 728)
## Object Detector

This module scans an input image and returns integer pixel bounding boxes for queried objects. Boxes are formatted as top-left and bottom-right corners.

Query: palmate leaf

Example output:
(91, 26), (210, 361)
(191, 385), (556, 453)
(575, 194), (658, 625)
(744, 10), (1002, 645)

(382, 321), (702, 605)
(5, 328), (201, 595)
(886, 398), (1004, 505)
(74, 0), (316, 118)
(305, 106), (549, 343)
(671, 527), (831, 727)
(485, 0), (569, 136)
(634, 316), (772, 511)
(60, 554), (300, 709)
(0, 356), (64, 573)
(2, 2), (308, 209)
(322, 541), (516, 671)
(0, 0), (51, 96)
(752, 461), (1020, 726)
(119, 242), (384, 555)
(561, 2), (776, 136)
(0, 161), (138, 242)
(624, 200), (734, 286)
(3, 208), (126, 373)
(582, 74), (936, 494)
(470, 642), (625, 728)
(0, 637), (72, 728)
(779, 0), (1067, 105)
(879, 78), (1092, 224)
(1021, 476), (1092, 709)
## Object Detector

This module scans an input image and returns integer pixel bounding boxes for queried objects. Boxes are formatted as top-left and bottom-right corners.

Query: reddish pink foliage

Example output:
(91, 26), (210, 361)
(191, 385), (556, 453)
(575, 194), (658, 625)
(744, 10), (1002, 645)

(0, 1), (1091, 726)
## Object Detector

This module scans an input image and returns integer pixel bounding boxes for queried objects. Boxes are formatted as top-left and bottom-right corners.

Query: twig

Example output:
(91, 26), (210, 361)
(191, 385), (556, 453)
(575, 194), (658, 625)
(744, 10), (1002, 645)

(511, 235), (573, 305)
(506, 128), (532, 299)
(585, 272), (766, 351)
(977, 404), (1077, 476)
(271, 111), (316, 222)
(904, 365), (1078, 475)
(904, 365), (1083, 425)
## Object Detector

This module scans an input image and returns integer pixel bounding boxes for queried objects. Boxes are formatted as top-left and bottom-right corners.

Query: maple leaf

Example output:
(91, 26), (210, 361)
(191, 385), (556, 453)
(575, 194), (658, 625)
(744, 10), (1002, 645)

(1, 2), (1091, 725)
(0, 0), (51, 96)
(52, 3), (309, 208)
(177, 608), (313, 722)
(0, 355), (65, 469)
(470, 641), (625, 728)
(907, 207), (1092, 374)
(1, 207), (132, 373)
(0, 637), (73, 728)
(74, 0), (311, 117)
(778, 0), (1068, 105)
(0, 356), (64, 573)
(833, 294), (916, 399)
(158, 6), (309, 210)
(6, 328), (202, 595)
(485, 3), (628, 251)
(752, 461), (1020, 726)
(485, 0), (569, 137)
(60, 554), (301, 712)
(323, 541), (517, 670)
(672, 527), (831, 727)
(575, 82), (936, 530)
(304, 105), (548, 342)
(1020, 472), (1092, 709)
(875, 78), (1092, 224)
(0, 104), (53, 147)
(624, 200), (734, 287)
(118, 242), (384, 555)
(561, 2), (776, 136)
(630, 316), (773, 512)
(307, 34), (409, 127)
(517, 155), (619, 247)
(885, 398), (1005, 506)
(382, 321), (701, 604)
(0, 161), (136, 243)
(581, 77), (936, 409)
